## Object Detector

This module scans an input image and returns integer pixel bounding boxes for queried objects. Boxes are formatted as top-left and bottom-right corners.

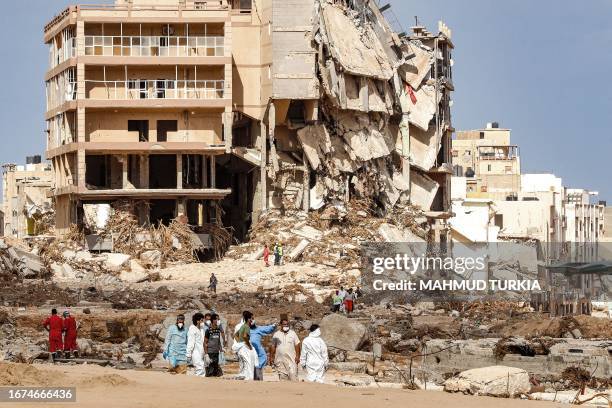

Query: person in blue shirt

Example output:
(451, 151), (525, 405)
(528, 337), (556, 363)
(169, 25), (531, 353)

(249, 321), (277, 381)
(162, 314), (188, 371)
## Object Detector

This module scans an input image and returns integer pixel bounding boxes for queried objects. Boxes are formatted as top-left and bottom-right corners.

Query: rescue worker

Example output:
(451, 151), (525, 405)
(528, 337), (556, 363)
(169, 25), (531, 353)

(62, 311), (78, 358)
(277, 243), (284, 265)
(232, 311), (258, 380)
(273, 243), (280, 266)
(43, 309), (64, 359)
(186, 312), (207, 377)
(162, 314), (188, 372)
(263, 244), (271, 267)
(250, 320), (277, 381)
(271, 318), (301, 381)
(300, 324), (329, 383)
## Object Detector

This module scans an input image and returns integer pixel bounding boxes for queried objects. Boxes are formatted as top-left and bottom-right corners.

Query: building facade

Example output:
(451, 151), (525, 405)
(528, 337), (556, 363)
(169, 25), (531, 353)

(1, 159), (54, 238)
(45, 0), (454, 241)
(452, 123), (521, 201)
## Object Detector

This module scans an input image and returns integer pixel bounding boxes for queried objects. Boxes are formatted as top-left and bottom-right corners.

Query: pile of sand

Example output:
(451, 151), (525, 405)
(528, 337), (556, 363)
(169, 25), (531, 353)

(78, 374), (131, 388)
(0, 362), (65, 386)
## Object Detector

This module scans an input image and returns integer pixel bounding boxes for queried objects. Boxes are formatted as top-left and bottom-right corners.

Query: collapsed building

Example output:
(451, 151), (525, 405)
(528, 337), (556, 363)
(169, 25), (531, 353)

(44, 0), (454, 246)
(1, 158), (54, 238)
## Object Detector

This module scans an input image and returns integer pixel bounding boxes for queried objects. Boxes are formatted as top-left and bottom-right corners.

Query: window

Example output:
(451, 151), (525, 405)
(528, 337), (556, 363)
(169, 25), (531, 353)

(157, 120), (178, 142)
(487, 164), (492, 172)
(479, 132), (485, 139)
(494, 214), (504, 228)
(128, 120), (149, 142)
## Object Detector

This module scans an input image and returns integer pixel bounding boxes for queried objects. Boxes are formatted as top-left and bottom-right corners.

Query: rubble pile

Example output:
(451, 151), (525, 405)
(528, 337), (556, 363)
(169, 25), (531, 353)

(229, 199), (427, 269)
(0, 238), (49, 280)
(267, 0), (453, 215)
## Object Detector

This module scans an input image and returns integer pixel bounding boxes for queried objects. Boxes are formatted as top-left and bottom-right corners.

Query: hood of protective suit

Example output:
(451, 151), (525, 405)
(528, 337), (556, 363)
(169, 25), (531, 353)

(309, 328), (321, 338)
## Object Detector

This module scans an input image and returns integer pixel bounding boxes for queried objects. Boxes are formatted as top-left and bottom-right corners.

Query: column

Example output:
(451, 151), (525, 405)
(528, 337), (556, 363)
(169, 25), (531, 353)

(210, 155), (216, 188)
(177, 154), (183, 189)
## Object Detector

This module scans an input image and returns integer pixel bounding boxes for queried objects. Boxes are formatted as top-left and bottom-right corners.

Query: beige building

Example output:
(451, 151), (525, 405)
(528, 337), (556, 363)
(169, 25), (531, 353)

(1, 159), (54, 238)
(452, 123), (521, 200)
(45, 0), (454, 240)
(604, 207), (612, 241)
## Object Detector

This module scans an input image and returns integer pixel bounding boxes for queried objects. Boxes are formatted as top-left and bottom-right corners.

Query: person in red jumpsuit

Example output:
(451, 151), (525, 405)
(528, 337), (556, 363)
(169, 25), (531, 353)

(43, 309), (63, 358)
(62, 311), (79, 357)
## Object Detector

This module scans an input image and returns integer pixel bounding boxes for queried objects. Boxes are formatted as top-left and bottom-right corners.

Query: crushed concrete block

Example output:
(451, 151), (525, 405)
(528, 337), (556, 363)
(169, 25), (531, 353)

(291, 225), (323, 241)
(319, 313), (367, 351)
(140, 250), (161, 268)
(104, 253), (131, 271)
(321, 4), (393, 80)
(288, 239), (310, 261)
(51, 263), (76, 280)
(444, 366), (531, 397)
(119, 268), (148, 284)
(410, 170), (439, 211)
(129, 259), (146, 274)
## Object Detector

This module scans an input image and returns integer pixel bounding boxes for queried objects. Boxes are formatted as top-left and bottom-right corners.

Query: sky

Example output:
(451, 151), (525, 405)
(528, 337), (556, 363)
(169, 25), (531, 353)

(0, 1), (610, 201)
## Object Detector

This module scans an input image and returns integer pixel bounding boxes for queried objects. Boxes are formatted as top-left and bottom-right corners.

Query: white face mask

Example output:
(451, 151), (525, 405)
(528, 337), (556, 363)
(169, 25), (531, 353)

(205, 320), (212, 326)
(282, 326), (290, 332)
(177, 323), (184, 329)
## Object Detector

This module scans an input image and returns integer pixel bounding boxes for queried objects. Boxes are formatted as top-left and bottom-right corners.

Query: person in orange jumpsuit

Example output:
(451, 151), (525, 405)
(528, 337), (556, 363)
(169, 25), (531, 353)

(43, 309), (63, 357)
(62, 311), (78, 357)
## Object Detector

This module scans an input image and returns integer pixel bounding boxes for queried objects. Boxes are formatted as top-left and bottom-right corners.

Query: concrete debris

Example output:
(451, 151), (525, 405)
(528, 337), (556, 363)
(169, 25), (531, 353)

(319, 313), (367, 352)
(268, 0), (454, 218)
(444, 366), (531, 397)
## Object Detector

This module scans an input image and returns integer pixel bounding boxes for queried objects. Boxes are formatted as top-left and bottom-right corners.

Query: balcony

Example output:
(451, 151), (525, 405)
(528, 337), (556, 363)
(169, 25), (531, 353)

(85, 79), (225, 100)
(84, 35), (224, 57)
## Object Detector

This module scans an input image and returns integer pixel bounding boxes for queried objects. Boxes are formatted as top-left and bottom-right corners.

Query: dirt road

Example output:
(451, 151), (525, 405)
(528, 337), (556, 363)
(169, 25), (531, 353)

(3, 363), (564, 408)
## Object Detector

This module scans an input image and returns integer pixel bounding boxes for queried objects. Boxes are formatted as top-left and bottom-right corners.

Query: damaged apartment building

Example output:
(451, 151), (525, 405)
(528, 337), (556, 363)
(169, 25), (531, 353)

(44, 0), (454, 242)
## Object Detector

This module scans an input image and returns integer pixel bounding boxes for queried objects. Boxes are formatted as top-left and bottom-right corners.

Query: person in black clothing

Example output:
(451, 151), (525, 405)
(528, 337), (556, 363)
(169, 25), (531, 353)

(209, 273), (218, 294)
(204, 313), (224, 377)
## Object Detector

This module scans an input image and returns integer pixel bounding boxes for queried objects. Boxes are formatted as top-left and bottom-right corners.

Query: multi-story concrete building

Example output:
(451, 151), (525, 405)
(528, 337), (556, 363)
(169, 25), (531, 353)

(1, 159), (54, 238)
(45, 0), (454, 241)
(452, 123), (521, 200)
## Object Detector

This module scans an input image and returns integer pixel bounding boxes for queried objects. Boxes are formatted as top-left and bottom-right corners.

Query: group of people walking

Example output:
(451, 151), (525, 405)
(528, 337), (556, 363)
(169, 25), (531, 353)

(231, 311), (329, 383)
(163, 312), (226, 377)
(163, 310), (330, 383)
(263, 243), (284, 267)
(43, 309), (79, 358)
(331, 286), (362, 314)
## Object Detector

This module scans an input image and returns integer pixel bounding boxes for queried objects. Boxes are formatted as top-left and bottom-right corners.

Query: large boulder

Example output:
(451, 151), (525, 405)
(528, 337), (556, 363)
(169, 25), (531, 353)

(444, 366), (530, 397)
(319, 314), (366, 351)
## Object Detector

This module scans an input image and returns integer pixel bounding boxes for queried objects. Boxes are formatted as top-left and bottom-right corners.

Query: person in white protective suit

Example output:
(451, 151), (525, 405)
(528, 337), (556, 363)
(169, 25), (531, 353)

(186, 312), (209, 377)
(232, 310), (258, 380)
(299, 324), (329, 383)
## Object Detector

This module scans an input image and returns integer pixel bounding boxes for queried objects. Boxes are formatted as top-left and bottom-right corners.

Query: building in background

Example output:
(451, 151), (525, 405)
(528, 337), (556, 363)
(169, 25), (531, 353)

(44, 0), (455, 241)
(604, 206), (612, 241)
(1, 157), (54, 238)
(452, 122), (521, 201)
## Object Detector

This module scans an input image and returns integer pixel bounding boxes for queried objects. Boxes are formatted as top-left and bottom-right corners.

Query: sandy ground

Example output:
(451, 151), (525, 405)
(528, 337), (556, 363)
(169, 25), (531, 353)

(6, 363), (565, 408)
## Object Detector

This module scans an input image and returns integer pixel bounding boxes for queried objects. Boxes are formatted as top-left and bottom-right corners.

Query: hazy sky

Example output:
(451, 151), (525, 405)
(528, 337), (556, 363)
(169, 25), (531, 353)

(0, 1), (610, 201)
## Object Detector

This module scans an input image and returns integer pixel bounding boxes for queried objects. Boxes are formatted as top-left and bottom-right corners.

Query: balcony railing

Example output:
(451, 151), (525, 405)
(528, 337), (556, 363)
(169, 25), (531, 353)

(85, 79), (225, 100)
(84, 35), (224, 57)
(49, 38), (76, 68)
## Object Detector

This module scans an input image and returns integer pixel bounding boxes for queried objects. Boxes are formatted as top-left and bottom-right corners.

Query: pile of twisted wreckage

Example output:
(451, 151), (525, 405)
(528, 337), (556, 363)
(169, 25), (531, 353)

(261, 0), (454, 235)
